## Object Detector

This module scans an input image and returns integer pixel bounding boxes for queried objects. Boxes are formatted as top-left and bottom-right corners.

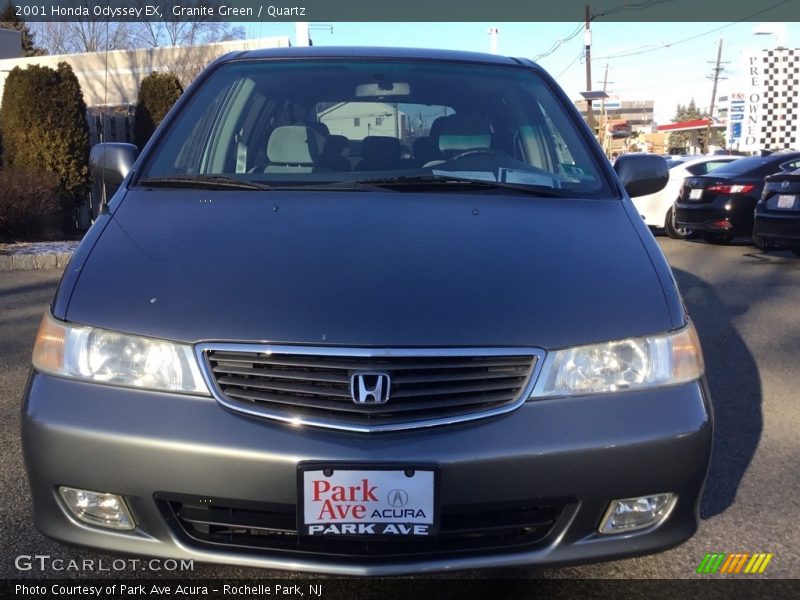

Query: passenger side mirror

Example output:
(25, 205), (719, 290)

(613, 154), (668, 198)
(90, 143), (139, 204)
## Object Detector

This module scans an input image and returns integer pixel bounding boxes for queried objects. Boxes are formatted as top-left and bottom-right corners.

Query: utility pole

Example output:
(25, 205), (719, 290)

(584, 4), (594, 134)
(598, 63), (613, 153)
(703, 38), (728, 154)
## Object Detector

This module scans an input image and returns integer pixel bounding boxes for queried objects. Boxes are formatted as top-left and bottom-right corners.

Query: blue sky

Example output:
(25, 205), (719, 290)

(243, 21), (799, 123)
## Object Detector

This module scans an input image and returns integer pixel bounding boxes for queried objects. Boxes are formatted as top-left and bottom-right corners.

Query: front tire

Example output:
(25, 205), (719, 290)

(665, 207), (693, 239)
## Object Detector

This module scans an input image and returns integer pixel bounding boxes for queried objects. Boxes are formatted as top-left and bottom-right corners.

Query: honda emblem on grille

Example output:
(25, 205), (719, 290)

(351, 372), (391, 404)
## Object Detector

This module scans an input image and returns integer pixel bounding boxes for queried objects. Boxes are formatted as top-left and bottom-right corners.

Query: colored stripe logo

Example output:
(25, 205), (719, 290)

(697, 552), (773, 574)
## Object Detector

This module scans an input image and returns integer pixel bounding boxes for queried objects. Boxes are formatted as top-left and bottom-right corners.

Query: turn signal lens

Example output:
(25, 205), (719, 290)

(32, 314), (66, 372)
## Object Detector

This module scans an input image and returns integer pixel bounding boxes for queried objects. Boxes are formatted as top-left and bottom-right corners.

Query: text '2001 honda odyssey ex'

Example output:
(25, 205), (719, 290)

(23, 47), (711, 575)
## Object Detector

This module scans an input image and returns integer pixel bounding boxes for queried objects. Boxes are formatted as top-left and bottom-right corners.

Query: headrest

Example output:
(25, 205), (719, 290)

(304, 121), (330, 137)
(436, 113), (492, 152)
(361, 136), (401, 160)
(267, 126), (325, 164)
(324, 135), (349, 155)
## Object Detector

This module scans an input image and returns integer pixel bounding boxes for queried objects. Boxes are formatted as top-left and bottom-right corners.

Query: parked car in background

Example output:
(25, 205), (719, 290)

(674, 151), (800, 244)
(22, 47), (711, 576)
(753, 168), (800, 256)
(633, 155), (738, 238)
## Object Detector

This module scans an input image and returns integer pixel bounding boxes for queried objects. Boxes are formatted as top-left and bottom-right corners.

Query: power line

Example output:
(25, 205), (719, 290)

(592, 0), (792, 61)
(556, 50), (584, 79)
(593, 0), (679, 19)
(532, 24), (583, 61)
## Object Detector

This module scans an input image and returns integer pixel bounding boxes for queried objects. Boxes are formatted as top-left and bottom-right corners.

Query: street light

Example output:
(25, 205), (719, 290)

(488, 28), (499, 55)
(753, 23), (786, 49)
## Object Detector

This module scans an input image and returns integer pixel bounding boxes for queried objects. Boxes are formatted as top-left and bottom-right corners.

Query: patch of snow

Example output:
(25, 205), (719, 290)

(0, 241), (80, 256)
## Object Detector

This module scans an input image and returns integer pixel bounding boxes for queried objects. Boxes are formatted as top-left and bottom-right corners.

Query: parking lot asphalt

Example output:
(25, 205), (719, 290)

(1, 237), (798, 580)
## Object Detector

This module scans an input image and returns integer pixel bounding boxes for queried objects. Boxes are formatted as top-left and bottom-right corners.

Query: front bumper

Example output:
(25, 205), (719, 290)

(22, 373), (712, 576)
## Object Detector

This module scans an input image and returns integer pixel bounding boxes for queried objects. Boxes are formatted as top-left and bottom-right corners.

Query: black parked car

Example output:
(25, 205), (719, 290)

(674, 151), (800, 244)
(753, 168), (800, 256)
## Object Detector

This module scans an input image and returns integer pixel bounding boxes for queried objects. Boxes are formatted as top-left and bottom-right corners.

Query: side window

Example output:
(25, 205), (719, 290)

(704, 161), (733, 173)
(685, 163), (709, 176)
(781, 159), (800, 172)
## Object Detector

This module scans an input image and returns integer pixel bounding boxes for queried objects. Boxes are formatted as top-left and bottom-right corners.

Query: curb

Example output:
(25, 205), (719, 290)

(0, 252), (74, 272)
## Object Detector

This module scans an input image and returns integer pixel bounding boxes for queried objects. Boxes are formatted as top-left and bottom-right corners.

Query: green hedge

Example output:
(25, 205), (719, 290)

(0, 168), (61, 241)
(0, 62), (90, 231)
(134, 72), (183, 149)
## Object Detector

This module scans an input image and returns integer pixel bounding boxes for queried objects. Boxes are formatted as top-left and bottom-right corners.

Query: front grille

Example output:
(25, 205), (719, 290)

(158, 495), (563, 560)
(201, 346), (540, 431)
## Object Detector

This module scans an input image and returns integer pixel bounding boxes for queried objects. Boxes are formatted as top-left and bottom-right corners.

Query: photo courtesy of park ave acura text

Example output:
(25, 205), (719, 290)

(0, 0), (798, 594)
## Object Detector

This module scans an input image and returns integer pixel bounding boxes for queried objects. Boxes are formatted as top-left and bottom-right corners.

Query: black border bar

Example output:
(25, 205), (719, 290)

(10, 0), (800, 23)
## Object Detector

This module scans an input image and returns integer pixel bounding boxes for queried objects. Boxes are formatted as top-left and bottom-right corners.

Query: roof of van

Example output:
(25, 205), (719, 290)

(230, 45), (529, 67)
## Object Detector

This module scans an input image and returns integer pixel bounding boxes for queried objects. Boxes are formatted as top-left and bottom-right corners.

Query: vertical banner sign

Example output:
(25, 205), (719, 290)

(742, 53), (762, 152)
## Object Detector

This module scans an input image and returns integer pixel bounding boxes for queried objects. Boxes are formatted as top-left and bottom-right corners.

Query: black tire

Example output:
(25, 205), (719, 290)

(790, 247), (800, 258)
(665, 207), (694, 239)
(701, 231), (734, 245)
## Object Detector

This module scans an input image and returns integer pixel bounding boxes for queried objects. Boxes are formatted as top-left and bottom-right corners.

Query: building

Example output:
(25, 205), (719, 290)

(319, 102), (407, 141)
(0, 29), (22, 59)
(656, 119), (727, 154)
(0, 35), (291, 108)
(574, 98), (655, 128)
(728, 47), (800, 152)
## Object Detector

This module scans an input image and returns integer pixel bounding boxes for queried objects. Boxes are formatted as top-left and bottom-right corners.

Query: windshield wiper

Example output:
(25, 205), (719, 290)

(137, 175), (272, 190)
(344, 175), (565, 197)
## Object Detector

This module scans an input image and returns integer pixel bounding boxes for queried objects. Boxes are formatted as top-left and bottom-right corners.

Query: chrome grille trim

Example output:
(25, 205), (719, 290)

(195, 344), (546, 433)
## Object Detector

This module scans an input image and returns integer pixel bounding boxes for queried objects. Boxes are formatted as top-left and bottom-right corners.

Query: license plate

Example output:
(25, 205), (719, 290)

(299, 466), (437, 536)
(777, 194), (797, 209)
(689, 188), (703, 200)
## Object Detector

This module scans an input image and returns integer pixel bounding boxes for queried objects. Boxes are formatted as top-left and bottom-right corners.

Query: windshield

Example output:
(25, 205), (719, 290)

(138, 58), (611, 197)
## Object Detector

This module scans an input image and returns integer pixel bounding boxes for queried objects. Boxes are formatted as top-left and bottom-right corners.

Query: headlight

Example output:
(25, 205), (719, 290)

(531, 322), (704, 397)
(32, 313), (209, 395)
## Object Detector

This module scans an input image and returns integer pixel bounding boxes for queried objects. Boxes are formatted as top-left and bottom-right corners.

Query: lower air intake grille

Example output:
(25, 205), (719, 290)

(159, 495), (563, 560)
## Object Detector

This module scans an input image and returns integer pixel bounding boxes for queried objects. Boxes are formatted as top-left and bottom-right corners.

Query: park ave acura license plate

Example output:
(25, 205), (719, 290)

(300, 466), (437, 536)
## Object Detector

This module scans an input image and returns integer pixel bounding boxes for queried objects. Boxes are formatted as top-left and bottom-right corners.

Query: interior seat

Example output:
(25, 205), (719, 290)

(264, 125), (326, 173)
(357, 136), (403, 171)
(316, 135), (352, 171)
(436, 113), (493, 158)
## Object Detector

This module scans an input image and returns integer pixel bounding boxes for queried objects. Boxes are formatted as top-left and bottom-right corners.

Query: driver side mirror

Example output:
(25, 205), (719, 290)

(613, 154), (668, 198)
(90, 143), (139, 203)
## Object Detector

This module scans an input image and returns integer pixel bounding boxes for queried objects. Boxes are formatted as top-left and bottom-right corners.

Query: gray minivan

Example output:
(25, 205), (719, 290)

(23, 47), (711, 575)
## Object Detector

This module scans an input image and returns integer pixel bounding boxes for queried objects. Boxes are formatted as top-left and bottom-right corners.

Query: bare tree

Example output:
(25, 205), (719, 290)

(32, 21), (134, 55)
(132, 20), (244, 49)
(129, 0), (244, 48)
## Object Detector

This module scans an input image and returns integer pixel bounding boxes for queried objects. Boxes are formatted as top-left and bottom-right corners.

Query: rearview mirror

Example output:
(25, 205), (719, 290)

(613, 154), (668, 198)
(355, 82), (410, 97)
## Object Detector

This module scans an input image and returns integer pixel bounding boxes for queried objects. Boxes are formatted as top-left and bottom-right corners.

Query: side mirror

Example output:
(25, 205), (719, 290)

(90, 143), (139, 203)
(613, 154), (668, 198)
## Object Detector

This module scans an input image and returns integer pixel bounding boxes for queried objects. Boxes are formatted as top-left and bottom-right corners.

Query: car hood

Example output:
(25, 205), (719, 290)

(66, 190), (674, 349)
